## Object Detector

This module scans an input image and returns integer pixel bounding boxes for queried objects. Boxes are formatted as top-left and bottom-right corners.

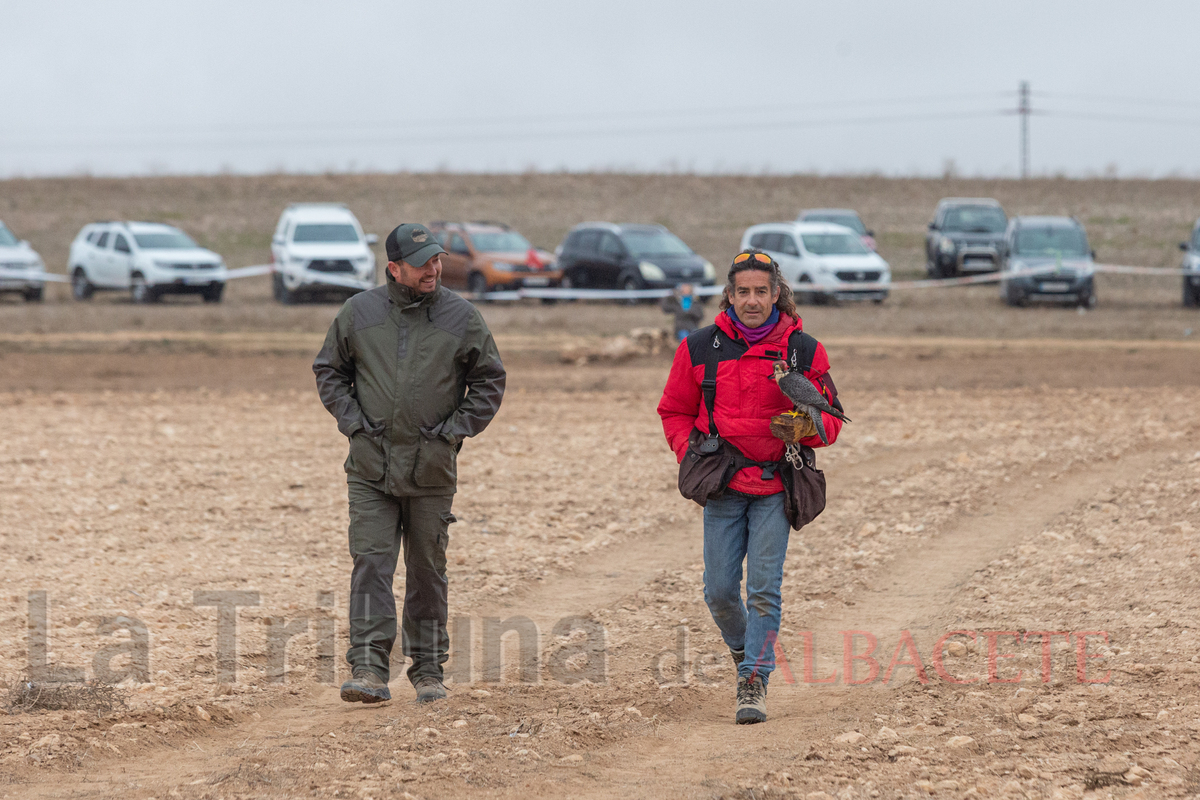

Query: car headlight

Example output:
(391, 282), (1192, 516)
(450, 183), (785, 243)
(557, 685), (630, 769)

(938, 237), (956, 255)
(701, 260), (715, 281)
(492, 261), (516, 272)
(638, 261), (666, 281)
(289, 254), (307, 264)
(153, 260), (175, 269)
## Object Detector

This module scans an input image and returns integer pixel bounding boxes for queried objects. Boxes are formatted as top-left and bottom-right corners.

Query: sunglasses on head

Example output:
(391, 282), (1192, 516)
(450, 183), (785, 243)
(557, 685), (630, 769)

(732, 252), (773, 265)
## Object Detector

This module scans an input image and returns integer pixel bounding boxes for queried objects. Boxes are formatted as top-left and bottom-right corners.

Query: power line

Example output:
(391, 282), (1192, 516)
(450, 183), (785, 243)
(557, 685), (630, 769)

(0, 91), (1018, 141)
(0, 109), (1008, 152)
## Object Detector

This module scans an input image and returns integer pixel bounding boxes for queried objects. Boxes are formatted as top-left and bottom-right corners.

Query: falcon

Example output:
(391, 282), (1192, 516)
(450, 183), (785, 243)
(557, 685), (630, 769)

(771, 361), (850, 446)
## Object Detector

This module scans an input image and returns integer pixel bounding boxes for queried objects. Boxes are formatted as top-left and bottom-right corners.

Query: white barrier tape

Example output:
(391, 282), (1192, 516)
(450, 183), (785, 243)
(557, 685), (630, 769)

(1094, 263), (1198, 277)
(0, 270), (69, 283)
(223, 265), (273, 280)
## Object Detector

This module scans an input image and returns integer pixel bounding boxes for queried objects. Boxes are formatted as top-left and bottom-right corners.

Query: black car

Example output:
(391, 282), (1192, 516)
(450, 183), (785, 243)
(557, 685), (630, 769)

(925, 198), (1008, 278)
(1179, 219), (1200, 308)
(555, 223), (715, 294)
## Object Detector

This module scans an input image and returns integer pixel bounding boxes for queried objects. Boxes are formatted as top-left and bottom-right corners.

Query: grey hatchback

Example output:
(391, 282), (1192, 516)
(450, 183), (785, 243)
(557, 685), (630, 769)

(999, 216), (1096, 308)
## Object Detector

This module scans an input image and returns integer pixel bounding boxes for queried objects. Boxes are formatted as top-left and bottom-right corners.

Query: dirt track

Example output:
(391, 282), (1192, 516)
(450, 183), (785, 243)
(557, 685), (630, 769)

(2, 324), (1200, 799)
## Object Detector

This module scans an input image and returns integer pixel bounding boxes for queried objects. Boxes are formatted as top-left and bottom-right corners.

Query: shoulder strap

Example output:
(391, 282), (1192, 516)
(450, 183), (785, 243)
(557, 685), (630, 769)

(789, 330), (845, 413)
(787, 330), (819, 373)
(701, 327), (723, 438)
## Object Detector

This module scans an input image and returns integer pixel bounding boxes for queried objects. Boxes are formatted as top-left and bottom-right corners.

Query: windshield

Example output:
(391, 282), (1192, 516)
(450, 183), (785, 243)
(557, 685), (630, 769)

(470, 231), (533, 252)
(942, 206), (1007, 233)
(805, 214), (866, 235)
(1013, 226), (1090, 258)
(622, 230), (692, 258)
(292, 223), (360, 243)
(133, 230), (198, 249)
(801, 233), (871, 256)
(0, 224), (17, 247)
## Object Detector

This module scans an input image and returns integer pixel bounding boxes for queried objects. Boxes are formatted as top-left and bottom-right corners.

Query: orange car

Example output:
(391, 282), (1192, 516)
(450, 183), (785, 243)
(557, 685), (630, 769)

(429, 221), (561, 294)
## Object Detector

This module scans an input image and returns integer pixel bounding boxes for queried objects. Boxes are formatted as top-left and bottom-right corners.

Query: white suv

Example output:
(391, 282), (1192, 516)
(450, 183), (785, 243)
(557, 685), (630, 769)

(69, 222), (227, 303)
(270, 204), (377, 303)
(740, 221), (891, 304)
(0, 221), (47, 302)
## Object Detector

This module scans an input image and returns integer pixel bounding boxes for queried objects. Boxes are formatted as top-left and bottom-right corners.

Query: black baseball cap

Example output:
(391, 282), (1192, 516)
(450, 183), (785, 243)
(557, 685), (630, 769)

(385, 223), (445, 267)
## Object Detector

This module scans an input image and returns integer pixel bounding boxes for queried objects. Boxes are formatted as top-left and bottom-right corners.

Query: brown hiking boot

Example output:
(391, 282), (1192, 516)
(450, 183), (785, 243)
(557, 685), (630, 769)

(736, 674), (767, 724)
(413, 676), (447, 703)
(340, 667), (391, 703)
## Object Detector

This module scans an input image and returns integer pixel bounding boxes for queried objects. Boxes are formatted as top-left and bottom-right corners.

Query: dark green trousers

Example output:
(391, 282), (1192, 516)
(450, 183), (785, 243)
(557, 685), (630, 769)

(347, 476), (454, 684)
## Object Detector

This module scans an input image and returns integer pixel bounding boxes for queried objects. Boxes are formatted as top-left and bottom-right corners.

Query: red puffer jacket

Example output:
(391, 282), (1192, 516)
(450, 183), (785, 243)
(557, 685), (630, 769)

(657, 310), (841, 496)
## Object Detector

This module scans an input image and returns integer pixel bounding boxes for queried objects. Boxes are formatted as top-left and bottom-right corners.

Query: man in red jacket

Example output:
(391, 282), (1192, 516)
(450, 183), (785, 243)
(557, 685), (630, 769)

(657, 250), (842, 724)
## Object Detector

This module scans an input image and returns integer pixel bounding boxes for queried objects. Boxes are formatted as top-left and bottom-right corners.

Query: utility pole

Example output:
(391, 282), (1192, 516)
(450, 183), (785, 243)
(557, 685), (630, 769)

(1018, 80), (1030, 179)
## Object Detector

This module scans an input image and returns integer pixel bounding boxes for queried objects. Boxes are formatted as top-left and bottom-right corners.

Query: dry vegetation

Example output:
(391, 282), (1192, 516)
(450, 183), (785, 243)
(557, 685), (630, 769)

(2, 172), (1198, 283)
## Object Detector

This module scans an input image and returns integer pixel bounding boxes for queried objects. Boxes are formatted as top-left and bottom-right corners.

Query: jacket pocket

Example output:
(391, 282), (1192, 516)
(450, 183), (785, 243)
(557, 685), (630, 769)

(346, 432), (387, 481)
(413, 435), (457, 488)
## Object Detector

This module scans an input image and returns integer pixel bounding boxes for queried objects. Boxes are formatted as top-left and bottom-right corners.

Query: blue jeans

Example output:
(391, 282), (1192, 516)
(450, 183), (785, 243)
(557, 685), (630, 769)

(703, 491), (791, 684)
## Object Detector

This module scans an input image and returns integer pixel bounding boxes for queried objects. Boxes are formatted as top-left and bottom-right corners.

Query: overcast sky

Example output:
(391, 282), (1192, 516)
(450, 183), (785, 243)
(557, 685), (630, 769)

(4, 1), (1199, 179)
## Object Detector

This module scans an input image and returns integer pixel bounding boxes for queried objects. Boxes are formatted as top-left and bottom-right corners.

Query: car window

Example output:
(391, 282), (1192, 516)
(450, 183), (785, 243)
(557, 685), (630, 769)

(575, 230), (601, 256)
(1192, 228), (1200, 250)
(599, 233), (624, 259)
(804, 214), (867, 235)
(471, 231), (532, 252)
(778, 235), (800, 256)
(292, 224), (360, 243)
(800, 233), (871, 256)
(942, 206), (1007, 233)
(95, 231), (110, 248)
(622, 229), (692, 258)
(449, 234), (470, 255)
(85, 231), (99, 244)
(1012, 226), (1089, 258)
(0, 224), (16, 247)
(114, 234), (131, 254)
(748, 232), (769, 249)
(435, 231), (450, 246)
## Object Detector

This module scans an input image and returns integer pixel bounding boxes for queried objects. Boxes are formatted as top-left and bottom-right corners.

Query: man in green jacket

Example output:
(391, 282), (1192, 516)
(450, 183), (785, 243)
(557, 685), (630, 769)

(313, 223), (505, 704)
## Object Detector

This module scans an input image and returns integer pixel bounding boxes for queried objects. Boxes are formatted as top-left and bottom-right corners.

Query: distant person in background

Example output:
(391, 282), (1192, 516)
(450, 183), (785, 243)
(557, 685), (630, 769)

(313, 223), (505, 705)
(661, 283), (704, 340)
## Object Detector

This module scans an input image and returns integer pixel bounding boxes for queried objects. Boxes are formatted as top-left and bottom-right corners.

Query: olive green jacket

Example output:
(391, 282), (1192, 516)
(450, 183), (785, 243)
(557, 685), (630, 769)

(313, 276), (506, 496)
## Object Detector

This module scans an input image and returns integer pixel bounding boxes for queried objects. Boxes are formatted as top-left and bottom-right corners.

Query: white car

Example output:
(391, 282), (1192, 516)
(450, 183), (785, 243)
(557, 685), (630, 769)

(270, 204), (377, 303)
(0, 221), (47, 302)
(69, 222), (227, 303)
(740, 222), (891, 303)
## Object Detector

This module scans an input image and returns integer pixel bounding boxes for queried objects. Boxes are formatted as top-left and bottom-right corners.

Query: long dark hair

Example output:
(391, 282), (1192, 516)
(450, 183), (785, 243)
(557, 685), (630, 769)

(719, 248), (798, 319)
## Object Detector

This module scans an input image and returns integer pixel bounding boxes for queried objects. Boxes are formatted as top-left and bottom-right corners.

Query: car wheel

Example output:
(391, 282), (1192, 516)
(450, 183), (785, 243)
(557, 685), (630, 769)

(1185, 280), (1199, 308)
(467, 272), (489, 300)
(23, 287), (44, 302)
(273, 272), (296, 305)
(1004, 284), (1026, 307)
(202, 283), (224, 304)
(621, 275), (643, 305)
(130, 273), (158, 304)
(1077, 288), (1097, 309)
(71, 268), (94, 301)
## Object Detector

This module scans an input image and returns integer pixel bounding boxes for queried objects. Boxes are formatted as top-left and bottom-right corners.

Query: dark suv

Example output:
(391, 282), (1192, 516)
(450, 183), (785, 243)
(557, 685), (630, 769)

(925, 198), (1008, 278)
(554, 223), (715, 293)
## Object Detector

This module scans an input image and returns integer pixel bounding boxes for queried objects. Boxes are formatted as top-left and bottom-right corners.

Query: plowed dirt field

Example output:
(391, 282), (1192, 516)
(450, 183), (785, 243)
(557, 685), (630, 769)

(3, 315), (1200, 799)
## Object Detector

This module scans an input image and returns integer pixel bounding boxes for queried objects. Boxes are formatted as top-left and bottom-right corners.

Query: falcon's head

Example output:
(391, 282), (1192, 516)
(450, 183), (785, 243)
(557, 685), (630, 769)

(772, 361), (788, 383)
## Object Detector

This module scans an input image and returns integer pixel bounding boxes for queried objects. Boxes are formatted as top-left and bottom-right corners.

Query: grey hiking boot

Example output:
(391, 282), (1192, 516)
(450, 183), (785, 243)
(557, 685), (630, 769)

(340, 667), (391, 703)
(414, 676), (447, 703)
(736, 674), (767, 724)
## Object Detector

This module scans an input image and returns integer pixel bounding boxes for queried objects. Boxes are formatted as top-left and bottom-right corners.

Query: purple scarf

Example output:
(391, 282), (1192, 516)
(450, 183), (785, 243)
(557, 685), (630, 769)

(727, 307), (780, 345)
